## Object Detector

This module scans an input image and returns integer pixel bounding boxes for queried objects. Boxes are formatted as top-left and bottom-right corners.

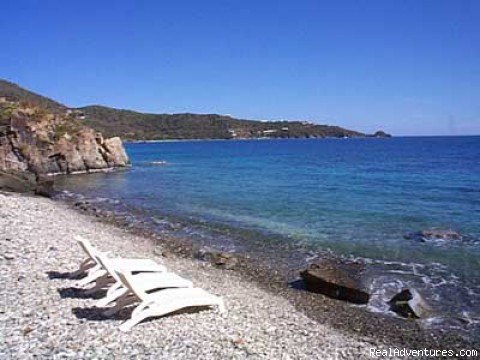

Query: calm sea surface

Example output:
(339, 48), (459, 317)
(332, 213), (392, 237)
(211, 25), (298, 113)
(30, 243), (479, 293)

(55, 136), (480, 334)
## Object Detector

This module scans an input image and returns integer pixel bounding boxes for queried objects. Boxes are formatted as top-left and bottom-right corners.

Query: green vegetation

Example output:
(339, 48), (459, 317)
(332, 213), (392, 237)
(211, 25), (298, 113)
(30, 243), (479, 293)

(79, 105), (366, 140)
(0, 79), (66, 112)
(17, 143), (30, 157)
(1, 79), (377, 141)
(54, 123), (77, 140)
(0, 102), (18, 126)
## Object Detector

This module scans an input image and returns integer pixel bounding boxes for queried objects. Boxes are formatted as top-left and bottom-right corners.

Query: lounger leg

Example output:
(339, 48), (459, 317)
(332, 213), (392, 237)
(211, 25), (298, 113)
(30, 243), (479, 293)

(118, 302), (154, 332)
(119, 300), (215, 332)
(119, 311), (150, 332)
(119, 301), (201, 332)
(96, 283), (127, 307)
(74, 267), (105, 287)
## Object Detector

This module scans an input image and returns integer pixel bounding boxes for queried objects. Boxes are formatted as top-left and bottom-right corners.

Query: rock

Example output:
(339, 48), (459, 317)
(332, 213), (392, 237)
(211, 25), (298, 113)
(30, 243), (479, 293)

(212, 252), (238, 270)
(0, 170), (36, 193)
(103, 137), (129, 167)
(300, 259), (370, 304)
(161, 250), (173, 258)
(0, 102), (130, 178)
(195, 248), (239, 270)
(35, 174), (54, 197)
(153, 246), (164, 257)
(23, 325), (34, 336)
(371, 130), (392, 138)
(404, 229), (463, 243)
(3, 252), (15, 260)
(232, 338), (246, 347)
(195, 247), (216, 262)
(388, 288), (432, 319)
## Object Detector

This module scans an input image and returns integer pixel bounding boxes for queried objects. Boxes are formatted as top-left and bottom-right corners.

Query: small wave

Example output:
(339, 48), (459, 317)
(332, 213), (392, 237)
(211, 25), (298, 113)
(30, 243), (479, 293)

(149, 160), (168, 165)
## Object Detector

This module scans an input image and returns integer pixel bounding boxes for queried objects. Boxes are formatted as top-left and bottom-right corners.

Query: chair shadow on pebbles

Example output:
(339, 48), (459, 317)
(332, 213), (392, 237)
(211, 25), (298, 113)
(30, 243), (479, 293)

(72, 306), (124, 321)
(46, 270), (84, 280)
(58, 287), (107, 300)
(72, 305), (214, 324)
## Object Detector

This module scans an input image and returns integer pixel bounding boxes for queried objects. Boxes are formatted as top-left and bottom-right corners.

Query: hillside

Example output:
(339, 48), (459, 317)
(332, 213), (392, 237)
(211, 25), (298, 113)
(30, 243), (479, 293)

(79, 105), (366, 140)
(0, 79), (386, 140)
(0, 79), (66, 112)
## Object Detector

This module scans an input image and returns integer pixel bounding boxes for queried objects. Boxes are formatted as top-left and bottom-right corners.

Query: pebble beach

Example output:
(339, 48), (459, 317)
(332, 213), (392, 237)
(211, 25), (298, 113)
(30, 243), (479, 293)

(0, 191), (392, 359)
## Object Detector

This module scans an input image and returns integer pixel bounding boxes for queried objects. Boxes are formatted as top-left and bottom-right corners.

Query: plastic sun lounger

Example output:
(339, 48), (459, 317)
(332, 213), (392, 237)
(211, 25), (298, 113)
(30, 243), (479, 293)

(73, 236), (166, 290)
(94, 252), (193, 308)
(115, 270), (225, 332)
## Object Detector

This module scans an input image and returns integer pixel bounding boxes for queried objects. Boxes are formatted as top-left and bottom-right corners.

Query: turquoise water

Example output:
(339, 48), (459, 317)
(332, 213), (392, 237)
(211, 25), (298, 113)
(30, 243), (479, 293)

(55, 137), (480, 332)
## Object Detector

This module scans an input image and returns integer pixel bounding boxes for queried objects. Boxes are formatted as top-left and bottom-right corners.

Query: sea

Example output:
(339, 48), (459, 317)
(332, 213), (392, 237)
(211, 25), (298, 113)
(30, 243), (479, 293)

(54, 136), (480, 337)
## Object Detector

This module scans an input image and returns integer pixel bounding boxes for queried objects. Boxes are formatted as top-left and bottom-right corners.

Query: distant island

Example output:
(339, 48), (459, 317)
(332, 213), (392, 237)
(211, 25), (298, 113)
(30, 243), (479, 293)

(0, 79), (390, 141)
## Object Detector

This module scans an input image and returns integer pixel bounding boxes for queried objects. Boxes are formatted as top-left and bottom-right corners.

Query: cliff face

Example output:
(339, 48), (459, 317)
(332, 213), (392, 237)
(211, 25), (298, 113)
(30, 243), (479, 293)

(0, 101), (129, 176)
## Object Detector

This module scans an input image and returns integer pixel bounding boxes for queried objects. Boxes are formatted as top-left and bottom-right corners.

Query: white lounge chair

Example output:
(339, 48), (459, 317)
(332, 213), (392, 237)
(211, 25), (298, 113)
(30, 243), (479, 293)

(116, 270), (225, 332)
(73, 236), (166, 290)
(94, 252), (193, 308)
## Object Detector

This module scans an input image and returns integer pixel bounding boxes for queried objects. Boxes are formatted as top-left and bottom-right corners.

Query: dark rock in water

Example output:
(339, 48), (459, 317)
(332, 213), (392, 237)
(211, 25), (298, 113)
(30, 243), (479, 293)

(371, 130), (392, 138)
(388, 288), (432, 319)
(195, 248), (238, 270)
(404, 229), (463, 243)
(300, 259), (370, 304)
(74, 201), (91, 211)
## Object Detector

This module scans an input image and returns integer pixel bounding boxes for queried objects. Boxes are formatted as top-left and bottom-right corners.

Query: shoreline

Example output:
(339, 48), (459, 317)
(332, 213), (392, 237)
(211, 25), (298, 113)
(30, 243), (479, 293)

(123, 136), (385, 144)
(55, 191), (477, 350)
(123, 135), (480, 145)
(1, 191), (390, 359)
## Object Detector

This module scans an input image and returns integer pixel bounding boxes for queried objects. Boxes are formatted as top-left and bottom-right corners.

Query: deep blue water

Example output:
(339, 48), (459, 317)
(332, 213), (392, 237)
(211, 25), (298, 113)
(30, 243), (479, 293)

(55, 136), (480, 333)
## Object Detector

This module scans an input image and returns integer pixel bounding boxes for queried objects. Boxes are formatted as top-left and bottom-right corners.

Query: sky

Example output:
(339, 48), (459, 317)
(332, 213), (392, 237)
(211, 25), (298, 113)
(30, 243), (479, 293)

(1, 0), (479, 136)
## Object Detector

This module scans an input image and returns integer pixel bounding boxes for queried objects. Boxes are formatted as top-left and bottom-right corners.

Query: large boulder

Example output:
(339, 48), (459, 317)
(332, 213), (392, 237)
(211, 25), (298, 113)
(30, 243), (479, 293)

(34, 174), (55, 197)
(53, 137), (86, 173)
(0, 170), (36, 193)
(75, 128), (109, 170)
(0, 103), (130, 176)
(300, 259), (370, 304)
(388, 288), (432, 319)
(103, 137), (129, 167)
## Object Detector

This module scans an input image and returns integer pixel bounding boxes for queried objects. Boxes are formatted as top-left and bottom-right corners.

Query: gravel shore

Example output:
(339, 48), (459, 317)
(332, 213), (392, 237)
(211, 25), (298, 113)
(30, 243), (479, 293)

(0, 192), (396, 359)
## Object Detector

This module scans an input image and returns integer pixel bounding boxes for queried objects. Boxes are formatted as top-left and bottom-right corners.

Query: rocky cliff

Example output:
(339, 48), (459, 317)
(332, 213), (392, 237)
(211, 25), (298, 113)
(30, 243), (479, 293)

(0, 100), (129, 179)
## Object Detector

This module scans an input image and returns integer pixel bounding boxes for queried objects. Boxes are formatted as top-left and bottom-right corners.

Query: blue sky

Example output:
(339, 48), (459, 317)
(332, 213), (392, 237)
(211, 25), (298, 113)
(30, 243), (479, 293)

(1, 0), (479, 135)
